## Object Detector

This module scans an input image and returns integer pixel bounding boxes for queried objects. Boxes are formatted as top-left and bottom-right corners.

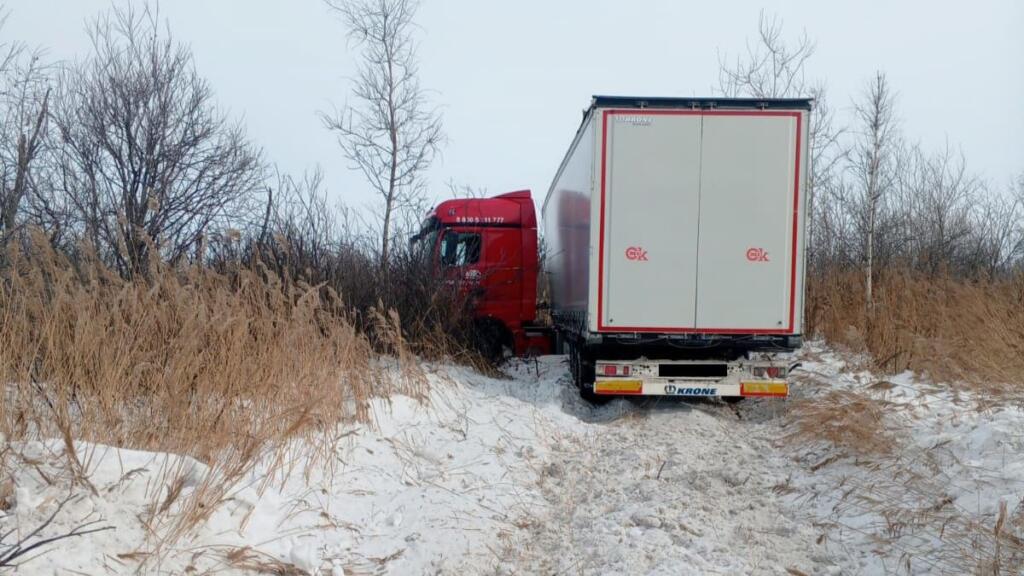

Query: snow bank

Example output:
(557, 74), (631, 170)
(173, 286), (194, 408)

(6, 347), (1020, 575)
(784, 343), (1024, 574)
(0, 360), (574, 574)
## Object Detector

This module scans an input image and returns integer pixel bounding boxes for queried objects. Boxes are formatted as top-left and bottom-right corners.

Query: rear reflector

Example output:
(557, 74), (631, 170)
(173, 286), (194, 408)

(740, 381), (789, 397)
(594, 379), (643, 395)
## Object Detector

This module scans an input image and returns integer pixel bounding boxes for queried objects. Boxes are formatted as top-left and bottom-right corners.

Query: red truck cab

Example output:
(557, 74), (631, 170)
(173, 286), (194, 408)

(413, 190), (552, 357)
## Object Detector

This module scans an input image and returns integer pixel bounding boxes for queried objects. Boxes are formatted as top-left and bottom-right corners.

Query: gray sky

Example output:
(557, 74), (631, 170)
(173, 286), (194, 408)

(6, 0), (1023, 213)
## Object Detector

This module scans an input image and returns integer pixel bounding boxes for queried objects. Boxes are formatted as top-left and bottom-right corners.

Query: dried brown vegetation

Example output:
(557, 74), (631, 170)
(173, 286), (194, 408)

(807, 268), (1024, 394)
(786, 388), (902, 457)
(0, 238), (388, 457)
(0, 236), (438, 544)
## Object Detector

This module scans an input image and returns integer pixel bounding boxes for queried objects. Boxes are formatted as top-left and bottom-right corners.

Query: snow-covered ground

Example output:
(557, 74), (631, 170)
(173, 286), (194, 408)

(2, 347), (1022, 574)
(783, 344), (1024, 575)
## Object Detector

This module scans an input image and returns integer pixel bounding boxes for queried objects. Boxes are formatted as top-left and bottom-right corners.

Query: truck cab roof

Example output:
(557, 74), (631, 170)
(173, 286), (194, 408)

(429, 190), (537, 228)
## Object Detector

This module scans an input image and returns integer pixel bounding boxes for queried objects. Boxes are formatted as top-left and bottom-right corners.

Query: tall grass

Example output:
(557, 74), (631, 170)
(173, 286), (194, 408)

(0, 237), (431, 545)
(807, 267), (1024, 393)
(800, 271), (1024, 573)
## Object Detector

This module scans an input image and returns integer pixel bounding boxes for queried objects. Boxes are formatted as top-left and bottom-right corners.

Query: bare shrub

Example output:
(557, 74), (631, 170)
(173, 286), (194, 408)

(47, 4), (263, 277)
(0, 494), (113, 568)
(204, 168), (479, 364)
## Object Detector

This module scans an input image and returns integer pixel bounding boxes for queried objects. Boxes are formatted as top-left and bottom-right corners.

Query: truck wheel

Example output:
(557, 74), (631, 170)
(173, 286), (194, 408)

(569, 341), (608, 405)
(473, 320), (511, 363)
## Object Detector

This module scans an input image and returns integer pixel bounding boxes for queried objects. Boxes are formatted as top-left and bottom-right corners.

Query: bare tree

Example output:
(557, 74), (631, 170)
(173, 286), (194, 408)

(0, 11), (50, 254)
(717, 11), (815, 100)
(321, 0), (443, 270)
(893, 142), (982, 273)
(851, 72), (898, 310)
(717, 12), (846, 273)
(262, 167), (354, 275)
(48, 4), (263, 276)
(962, 185), (1022, 276)
(446, 179), (489, 199)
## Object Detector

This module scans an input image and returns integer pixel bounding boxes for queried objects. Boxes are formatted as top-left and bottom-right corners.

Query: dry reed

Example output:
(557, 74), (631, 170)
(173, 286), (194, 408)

(785, 388), (903, 457)
(788, 350), (1024, 574)
(807, 268), (1024, 396)
(0, 236), (426, 547)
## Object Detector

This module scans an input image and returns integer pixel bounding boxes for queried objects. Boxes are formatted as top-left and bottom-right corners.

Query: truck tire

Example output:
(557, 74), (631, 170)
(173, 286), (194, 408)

(473, 319), (511, 363)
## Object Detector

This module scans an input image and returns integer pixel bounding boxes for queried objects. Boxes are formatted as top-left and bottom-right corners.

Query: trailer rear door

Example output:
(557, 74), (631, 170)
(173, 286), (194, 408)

(695, 113), (799, 331)
(597, 108), (803, 334)
(602, 113), (701, 330)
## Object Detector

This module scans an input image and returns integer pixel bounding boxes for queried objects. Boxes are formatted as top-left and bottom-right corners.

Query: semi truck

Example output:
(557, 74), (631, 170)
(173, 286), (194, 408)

(417, 95), (811, 401)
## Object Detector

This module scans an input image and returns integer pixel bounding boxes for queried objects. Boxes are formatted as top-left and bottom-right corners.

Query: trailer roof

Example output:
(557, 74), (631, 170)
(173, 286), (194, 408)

(542, 95), (814, 215)
(591, 95), (813, 111)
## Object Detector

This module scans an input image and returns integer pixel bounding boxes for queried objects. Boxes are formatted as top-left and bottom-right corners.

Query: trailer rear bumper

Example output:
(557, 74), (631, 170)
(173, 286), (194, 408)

(592, 379), (788, 398)
(590, 356), (795, 398)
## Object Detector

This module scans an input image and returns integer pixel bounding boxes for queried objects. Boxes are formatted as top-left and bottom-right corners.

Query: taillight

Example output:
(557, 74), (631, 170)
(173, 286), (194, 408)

(752, 366), (786, 378)
(601, 364), (631, 376)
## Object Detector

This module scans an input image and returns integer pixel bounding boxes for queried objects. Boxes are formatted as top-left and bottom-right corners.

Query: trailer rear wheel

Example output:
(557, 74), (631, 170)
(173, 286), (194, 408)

(568, 340), (608, 405)
(579, 387), (611, 405)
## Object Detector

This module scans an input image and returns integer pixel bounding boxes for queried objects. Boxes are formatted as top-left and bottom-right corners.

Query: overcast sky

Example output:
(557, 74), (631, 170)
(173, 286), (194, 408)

(6, 0), (1023, 214)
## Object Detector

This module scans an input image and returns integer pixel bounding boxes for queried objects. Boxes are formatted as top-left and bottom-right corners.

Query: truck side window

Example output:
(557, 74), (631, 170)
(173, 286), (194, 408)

(440, 232), (481, 267)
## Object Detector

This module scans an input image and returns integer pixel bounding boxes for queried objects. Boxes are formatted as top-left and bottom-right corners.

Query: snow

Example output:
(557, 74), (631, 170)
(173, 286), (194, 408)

(0, 362), (567, 574)
(784, 343), (1024, 574)
(2, 348), (1022, 574)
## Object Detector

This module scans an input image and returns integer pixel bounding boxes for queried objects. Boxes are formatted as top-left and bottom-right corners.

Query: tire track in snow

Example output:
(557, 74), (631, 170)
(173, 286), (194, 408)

(501, 363), (838, 575)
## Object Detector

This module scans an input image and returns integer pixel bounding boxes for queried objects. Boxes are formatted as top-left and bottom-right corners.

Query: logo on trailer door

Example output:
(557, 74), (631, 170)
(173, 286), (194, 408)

(625, 246), (648, 261)
(746, 247), (769, 262)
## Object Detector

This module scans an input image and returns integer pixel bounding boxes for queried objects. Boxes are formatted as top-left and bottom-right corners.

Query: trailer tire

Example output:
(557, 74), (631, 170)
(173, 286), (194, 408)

(568, 340), (609, 405)
(579, 387), (611, 405)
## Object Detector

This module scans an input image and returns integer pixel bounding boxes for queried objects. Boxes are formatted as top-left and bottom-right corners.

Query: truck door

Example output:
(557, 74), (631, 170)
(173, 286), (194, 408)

(602, 113), (702, 330)
(439, 227), (522, 322)
(695, 113), (799, 332)
(439, 227), (484, 296)
(475, 228), (523, 322)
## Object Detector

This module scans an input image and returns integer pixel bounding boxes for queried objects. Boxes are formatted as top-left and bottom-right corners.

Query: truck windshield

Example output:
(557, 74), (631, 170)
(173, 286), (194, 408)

(410, 217), (440, 256)
(440, 231), (481, 267)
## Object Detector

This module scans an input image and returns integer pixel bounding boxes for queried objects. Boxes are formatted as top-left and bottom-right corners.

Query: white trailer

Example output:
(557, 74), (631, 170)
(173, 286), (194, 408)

(542, 96), (810, 401)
